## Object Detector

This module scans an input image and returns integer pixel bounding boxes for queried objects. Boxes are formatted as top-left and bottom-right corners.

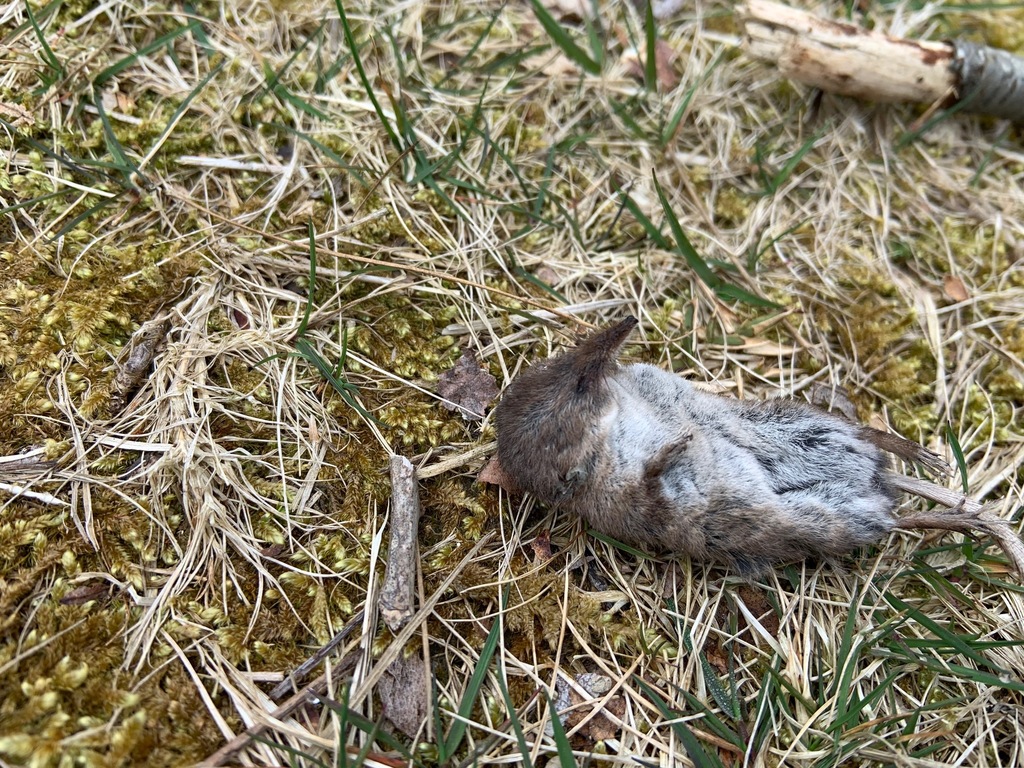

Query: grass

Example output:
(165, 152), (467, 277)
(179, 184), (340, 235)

(1, 0), (1024, 766)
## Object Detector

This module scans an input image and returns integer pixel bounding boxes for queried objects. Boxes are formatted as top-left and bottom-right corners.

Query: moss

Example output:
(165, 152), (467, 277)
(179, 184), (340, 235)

(0, 602), (234, 766)
(713, 186), (756, 228)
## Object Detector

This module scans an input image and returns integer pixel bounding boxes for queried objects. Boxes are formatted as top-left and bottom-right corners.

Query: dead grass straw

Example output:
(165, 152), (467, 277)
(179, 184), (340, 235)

(1, 0), (1023, 766)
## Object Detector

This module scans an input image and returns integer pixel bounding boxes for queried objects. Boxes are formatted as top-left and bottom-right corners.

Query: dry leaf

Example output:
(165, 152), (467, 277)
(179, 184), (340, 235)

(0, 101), (33, 125)
(943, 275), (969, 302)
(378, 654), (427, 738)
(110, 316), (171, 413)
(531, 530), (553, 562)
(115, 92), (135, 113)
(705, 585), (779, 674)
(60, 582), (110, 606)
(620, 39), (680, 89)
(738, 338), (798, 356)
(230, 307), (251, 329)
(437, 349), (498, 421)
(551, 673), (624, 745)
(478, 455), (519, 493)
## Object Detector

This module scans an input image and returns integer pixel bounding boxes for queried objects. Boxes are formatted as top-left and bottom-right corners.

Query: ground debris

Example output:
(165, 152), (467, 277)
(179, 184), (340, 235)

(436, 348), (498, 421)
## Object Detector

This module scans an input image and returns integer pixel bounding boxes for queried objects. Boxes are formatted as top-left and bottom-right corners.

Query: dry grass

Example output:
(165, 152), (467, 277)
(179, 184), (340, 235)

(1, 0), (1023, 765)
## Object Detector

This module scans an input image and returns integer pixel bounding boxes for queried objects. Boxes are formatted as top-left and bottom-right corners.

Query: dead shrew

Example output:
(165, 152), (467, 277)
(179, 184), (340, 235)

(495, 317), (1024, 576)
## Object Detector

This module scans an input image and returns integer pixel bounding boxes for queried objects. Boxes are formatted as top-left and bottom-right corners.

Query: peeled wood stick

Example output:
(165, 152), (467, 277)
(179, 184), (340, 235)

(379, 454), (421, 631)
(742, 0), (1024, 123)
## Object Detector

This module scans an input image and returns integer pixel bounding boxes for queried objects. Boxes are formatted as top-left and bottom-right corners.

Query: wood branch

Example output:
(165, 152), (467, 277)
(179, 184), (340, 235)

(741, 0), (1024, 123)
(380, 454), (421, 631)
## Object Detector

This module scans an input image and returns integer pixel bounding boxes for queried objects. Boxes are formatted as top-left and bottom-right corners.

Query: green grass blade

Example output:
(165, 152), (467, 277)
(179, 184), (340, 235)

(514, 266), (568, 303)
(680, 628), (740, 722)
(621, 191), (670, 248)
(320, 689), (415, 759)
(143, 61), (224, 168)
(182, 4), (214, 55)
(443, 612), (502, 757)
(48, 197), (116, 242)
(24, 0), (65, 92)
(495, 670), (533, 768)
(93, 90), (139, 185)
(828, 589), (863, 750)
(93, 20), (201, 86)
(896, 91), (977, 149)
(268, 123), (370, 188)
(652, 174), (720, 287)
(882, 592), (1009, 674)
(334, 0), (404, 154)
(765, 128), (825, 195)
(675, 688), (744, 749)
(662, 51), (723, 144)
(0, 189), (66, 216)
(713, 283), (783, 308)
(294, 338), (379, 425)
(262, 59), (330, 120)
(747, 218), (808, 271)
(587, 529), (657, 559)
(437, 5), (502, 88)
(0, 118), (102, 181)
(411, 77), (489, 184)
(969, 126), (1007, 187)
(4, 0), (61, 44)
(528, 0), (601, 75)
(649, 175), (782, 308)
(251, 733), (331, 768)
(633, 677), (726, 768)
(944, 423), (970, 494)
(644, 0), (657, 90)
(583, 0), (606, 68)
(544, 689), (577, 767)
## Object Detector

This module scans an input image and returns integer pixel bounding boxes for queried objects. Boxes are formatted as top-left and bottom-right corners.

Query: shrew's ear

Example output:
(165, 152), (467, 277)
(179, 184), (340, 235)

(570, 316), (638, 394)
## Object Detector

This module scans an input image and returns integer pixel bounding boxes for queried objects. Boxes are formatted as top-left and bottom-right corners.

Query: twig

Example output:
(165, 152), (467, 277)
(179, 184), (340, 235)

(268, 609), (365, 701)
(742, 0), (1024, 123)
(380, 454), (421, 631)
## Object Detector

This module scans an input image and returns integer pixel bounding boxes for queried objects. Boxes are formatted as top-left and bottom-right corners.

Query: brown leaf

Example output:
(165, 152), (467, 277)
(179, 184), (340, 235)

(738, 338), (798, 357)
(478, 455), (519, 492)
(230, 307), (251, 329)
(110, 316), (170, 413)
(531, 530), (553, 563)
(943, 275), (970, 302)
(437, 349), (498, 421)
(115, 92), (135, 113)
(555, 673), (623, 746)
(378, 653), (428, 738)
(737, 585), (779, 639)
(60, 582), (110, 606)
(620, 38), (680, 89)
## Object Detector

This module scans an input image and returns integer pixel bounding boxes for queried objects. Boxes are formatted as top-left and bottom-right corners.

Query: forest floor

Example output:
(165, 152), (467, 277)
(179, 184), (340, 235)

(2, 0), (1024, 765)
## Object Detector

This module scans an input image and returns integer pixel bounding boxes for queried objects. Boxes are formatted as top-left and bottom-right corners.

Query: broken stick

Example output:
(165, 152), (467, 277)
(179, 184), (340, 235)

(380, 453), (421, 631)
(742, 0), (1024, 123)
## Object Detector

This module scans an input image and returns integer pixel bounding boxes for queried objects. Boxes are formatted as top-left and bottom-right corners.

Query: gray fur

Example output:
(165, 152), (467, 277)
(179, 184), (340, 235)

(495, 317), (1023, 576)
